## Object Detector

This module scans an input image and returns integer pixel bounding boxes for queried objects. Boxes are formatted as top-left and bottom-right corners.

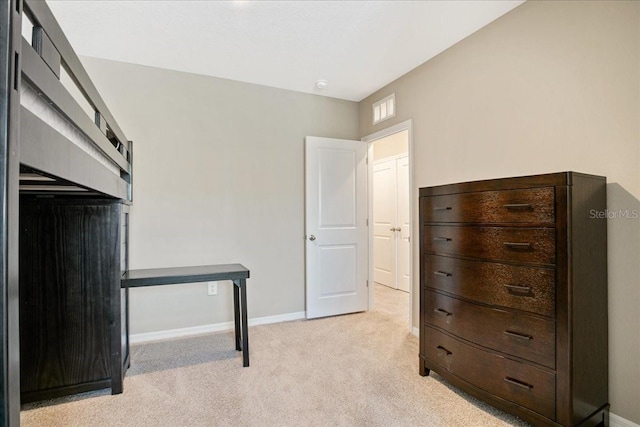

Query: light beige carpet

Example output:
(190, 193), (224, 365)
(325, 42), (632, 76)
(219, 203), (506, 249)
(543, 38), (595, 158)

(21, 285), (530, 426)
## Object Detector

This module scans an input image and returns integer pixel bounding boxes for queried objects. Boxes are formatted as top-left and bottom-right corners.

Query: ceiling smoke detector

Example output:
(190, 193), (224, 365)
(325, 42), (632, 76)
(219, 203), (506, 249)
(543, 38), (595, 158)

(315, 79), (328, 90)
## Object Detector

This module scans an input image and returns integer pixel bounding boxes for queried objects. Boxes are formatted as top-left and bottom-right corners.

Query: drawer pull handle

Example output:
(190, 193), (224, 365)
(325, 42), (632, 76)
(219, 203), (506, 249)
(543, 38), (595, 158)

(433, 237), (452, 242)
(436, 345), (452, 356)
(434, 271), (452, 277)
(503, 284), (532, 294)
(434, 308), (452, 317)
(503, 242), (531, 250)
(433, 206), (452, 211)
(503, 203), (532, 210)
(504, 377), (533, 390)
(504, 330), (533, 340)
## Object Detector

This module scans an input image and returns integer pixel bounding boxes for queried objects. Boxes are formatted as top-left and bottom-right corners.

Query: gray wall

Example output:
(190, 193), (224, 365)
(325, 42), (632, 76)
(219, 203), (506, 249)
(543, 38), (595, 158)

(82, 0), (639, 421)
(82, 57), (360, 333)
(359, 1), (639, 422)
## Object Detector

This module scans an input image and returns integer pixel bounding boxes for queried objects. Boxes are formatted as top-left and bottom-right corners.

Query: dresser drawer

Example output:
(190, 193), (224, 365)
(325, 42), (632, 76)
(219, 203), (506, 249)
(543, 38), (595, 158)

(421, 187), (555, 224)
(424, 290), (555, 369)
(424, 255), (555, 317)
(423, 225), (556, 264)
(424, 326), (556, 420)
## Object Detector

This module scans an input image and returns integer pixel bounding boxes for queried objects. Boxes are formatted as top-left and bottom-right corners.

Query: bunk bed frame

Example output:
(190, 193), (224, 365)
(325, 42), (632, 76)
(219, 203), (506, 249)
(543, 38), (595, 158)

(1, 0), (133, 424)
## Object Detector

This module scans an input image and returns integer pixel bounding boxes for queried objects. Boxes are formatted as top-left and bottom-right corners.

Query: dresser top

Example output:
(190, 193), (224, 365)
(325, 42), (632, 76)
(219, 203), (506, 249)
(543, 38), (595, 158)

(419, 171), (605, 197)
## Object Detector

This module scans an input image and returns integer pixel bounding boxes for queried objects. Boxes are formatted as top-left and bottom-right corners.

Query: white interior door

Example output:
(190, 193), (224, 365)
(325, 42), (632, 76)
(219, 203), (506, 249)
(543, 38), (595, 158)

(396, 156), (411, 293)
(373, 159), (396, 287)
(305, 136), (368, 319)
(372, 155), (409, 292)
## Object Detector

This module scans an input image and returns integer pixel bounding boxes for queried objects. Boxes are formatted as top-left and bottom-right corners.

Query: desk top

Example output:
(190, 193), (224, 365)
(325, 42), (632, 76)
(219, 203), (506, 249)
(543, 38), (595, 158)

(121, 264), (249, 288)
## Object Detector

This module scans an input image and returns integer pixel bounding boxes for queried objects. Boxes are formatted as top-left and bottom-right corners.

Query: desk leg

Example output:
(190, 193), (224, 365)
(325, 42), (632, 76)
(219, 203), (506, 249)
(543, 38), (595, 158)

(239, 278), (249, 367)
(233, 280), (241, 351)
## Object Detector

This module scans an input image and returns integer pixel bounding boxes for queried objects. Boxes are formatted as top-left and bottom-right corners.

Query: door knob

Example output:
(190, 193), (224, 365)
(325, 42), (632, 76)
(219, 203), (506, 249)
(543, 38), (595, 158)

(308, 235), (316, 241)
(396, 227), (402, 232)
(390, 227), (396, 232)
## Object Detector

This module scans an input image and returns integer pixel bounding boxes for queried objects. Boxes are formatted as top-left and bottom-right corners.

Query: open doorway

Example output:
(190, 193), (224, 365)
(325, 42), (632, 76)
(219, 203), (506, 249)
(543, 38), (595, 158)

(363, 120), (413, 332)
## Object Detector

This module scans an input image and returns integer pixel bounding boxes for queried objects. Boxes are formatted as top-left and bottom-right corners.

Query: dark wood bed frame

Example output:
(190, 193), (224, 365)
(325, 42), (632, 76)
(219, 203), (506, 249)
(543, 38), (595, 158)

(1, 0), (133, 424)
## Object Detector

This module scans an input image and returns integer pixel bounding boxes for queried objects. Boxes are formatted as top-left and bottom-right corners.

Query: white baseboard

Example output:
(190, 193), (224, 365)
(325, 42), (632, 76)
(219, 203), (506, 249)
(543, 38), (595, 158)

(611, 413), (640, 427)
(130, 311), (306, 344)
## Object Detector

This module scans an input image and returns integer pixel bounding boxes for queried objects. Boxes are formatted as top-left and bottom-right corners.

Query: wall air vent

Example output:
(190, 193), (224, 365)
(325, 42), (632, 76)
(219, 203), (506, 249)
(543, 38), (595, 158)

(372, 93), (395, 125)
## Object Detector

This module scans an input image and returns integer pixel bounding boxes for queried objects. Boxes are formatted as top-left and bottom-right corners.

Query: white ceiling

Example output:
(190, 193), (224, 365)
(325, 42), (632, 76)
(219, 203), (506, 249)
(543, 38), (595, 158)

(47, 0), (524, 102)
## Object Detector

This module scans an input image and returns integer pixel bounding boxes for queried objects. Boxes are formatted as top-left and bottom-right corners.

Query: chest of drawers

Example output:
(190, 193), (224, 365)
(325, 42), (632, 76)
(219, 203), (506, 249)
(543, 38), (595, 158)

(419, 172), (608, 427)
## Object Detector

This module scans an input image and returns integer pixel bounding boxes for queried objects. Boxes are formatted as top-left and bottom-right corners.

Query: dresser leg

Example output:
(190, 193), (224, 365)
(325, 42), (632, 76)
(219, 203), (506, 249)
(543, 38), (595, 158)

(419, 356), (430, 376)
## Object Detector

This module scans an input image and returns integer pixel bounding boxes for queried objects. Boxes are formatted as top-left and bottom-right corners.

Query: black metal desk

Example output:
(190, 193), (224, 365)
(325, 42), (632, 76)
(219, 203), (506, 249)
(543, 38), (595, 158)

(121, 264), (250, 367)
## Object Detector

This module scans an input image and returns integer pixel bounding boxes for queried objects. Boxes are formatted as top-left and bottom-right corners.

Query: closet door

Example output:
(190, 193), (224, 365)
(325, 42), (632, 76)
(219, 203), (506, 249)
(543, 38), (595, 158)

(373, 155), (409, 291)
(373, 159), (396, 287)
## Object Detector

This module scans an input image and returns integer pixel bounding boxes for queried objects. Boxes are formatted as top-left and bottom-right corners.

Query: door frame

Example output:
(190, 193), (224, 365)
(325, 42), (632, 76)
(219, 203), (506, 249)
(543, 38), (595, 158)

(362, 119), (414, 334)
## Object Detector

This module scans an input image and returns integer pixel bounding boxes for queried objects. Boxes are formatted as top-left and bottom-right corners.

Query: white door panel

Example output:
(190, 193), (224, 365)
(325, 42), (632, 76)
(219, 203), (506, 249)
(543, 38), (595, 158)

(373, 160), (395, 287)
(319, 149), (357, 227)
(305, 136), (368, 319)
(319, 245), (357, 295)
(372, 155), (409, 292)
(373, 236), (393, 284)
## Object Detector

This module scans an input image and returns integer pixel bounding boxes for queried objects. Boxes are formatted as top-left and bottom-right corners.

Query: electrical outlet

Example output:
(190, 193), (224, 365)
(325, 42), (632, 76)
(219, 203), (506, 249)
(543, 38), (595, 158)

(207, 282), (218, 296)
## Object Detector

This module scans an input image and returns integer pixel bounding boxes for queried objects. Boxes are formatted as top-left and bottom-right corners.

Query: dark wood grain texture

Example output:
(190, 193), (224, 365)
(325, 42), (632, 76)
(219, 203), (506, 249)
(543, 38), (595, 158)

(423, 225), (556, 265)
(424, 254), (556, 317)
(419, 171), (602, 197)
(120, 206), (130, 372)
(421, 187), (555, 224)
(422, 356), (558, 426)
(419, 188), (429, 377)
(554, 184), (571, 425)
(568, 174), (608, 425)
(19, 197), (127, 402)
(419, 172), (608, 427)
(424, 326), (556, 420)
(424, 290), (556, 369)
